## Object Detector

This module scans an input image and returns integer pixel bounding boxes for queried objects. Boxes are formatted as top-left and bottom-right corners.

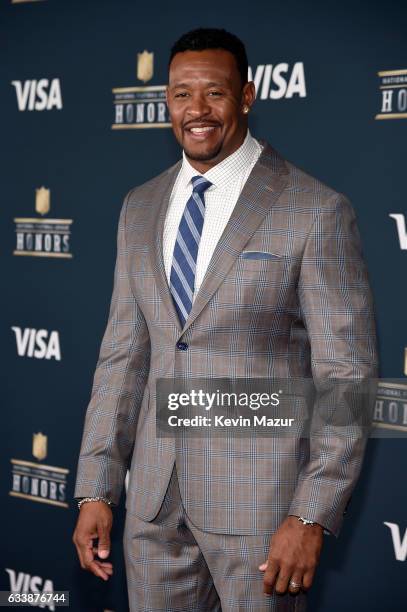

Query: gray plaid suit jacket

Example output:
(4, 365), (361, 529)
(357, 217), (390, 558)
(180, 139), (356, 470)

(74, 141), (378, 537)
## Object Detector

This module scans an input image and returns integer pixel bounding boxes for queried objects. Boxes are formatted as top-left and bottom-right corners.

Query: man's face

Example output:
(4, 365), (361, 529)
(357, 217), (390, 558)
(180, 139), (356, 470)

(166, 49), (255, 171)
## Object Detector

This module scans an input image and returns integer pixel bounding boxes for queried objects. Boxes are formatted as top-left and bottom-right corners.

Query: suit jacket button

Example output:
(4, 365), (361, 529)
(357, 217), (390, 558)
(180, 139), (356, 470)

(176, 341), (188, 350)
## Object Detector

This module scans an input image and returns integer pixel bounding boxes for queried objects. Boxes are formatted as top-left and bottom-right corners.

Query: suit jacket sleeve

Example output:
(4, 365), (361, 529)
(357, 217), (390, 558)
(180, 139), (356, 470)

(288, 193), (378, 536)
(73, 194), (150, 505)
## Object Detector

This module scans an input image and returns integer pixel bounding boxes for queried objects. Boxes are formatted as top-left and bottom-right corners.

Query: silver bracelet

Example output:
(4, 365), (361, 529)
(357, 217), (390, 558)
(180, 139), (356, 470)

(77, 496), (113, 510)
(298, 516), (316, 526)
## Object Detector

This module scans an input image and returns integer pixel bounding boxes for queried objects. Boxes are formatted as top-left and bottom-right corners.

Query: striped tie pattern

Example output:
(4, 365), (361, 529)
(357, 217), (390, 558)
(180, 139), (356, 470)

(170, 175), (212, 326)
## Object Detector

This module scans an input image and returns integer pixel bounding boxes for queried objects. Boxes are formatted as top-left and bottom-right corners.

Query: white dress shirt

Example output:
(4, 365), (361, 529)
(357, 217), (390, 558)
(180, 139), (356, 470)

(163, 130), (263, 301)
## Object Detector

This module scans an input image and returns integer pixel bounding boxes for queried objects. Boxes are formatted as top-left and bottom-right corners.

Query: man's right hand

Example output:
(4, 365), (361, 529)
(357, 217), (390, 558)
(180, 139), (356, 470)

(72, 502), (114, 581)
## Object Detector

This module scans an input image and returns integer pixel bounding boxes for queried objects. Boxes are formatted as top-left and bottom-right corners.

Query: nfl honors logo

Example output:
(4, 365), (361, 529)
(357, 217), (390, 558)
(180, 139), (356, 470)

(112, 50), (171, 129)
(373, 382), (407, 433)
(375, 69), (407, 120)
(13, 187), (73, 258)
(10, 432), (69, 508)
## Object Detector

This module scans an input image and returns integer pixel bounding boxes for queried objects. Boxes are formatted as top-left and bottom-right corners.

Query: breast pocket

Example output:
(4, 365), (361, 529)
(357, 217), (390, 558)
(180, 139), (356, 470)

(240, 250), (282, 261)
(232, 250), (286, 288)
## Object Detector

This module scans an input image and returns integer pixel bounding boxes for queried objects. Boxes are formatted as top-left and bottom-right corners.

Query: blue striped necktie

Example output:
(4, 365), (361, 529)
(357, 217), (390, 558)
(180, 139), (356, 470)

(170, 175), (212, 327)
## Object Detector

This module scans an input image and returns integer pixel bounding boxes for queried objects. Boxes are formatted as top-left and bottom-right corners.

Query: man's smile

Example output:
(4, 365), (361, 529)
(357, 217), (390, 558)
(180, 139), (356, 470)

(184, 123), (221, 141)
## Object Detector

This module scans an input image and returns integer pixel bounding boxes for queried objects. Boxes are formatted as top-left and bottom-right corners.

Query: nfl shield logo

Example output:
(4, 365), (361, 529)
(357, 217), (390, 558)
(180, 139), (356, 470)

(137, 50), (154, 83)
(32, 432), (47, 461)
(35, 187), (50, 216)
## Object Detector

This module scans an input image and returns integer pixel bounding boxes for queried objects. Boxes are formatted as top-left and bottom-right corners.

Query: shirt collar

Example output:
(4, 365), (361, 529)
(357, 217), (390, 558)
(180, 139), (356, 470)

(179, 130), (259, 192)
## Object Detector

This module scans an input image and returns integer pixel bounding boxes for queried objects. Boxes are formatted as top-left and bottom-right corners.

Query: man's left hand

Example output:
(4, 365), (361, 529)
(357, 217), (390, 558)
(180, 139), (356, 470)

(258, 516), (324, 596)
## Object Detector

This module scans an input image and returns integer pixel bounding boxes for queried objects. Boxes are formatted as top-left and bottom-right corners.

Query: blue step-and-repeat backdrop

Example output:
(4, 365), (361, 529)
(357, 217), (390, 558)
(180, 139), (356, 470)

(1, 0), (406, 610)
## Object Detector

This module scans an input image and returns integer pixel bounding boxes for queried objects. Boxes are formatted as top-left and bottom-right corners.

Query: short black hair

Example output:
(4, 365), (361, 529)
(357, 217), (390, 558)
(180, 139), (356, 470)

(169, 28), (248, 86)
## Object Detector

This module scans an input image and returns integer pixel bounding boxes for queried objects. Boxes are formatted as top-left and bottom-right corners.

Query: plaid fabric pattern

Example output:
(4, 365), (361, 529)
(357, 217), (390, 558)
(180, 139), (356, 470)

(74, 140), (378, 539)
(124, 463), (306, 611)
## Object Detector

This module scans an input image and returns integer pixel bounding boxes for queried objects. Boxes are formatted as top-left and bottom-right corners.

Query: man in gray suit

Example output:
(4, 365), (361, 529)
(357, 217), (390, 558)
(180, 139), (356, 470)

(73, 28), (378, 611)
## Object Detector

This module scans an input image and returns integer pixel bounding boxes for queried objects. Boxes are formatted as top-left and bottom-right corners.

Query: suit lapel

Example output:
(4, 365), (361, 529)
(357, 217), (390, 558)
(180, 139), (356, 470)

(146, 160), (184, 333)
(181, 142), (288, 334)
(144, 141), (288, 336)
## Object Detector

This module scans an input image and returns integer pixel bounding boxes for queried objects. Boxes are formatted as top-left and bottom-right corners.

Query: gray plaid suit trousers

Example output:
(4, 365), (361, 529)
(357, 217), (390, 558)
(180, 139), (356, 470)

(124, 462), (307, 611)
